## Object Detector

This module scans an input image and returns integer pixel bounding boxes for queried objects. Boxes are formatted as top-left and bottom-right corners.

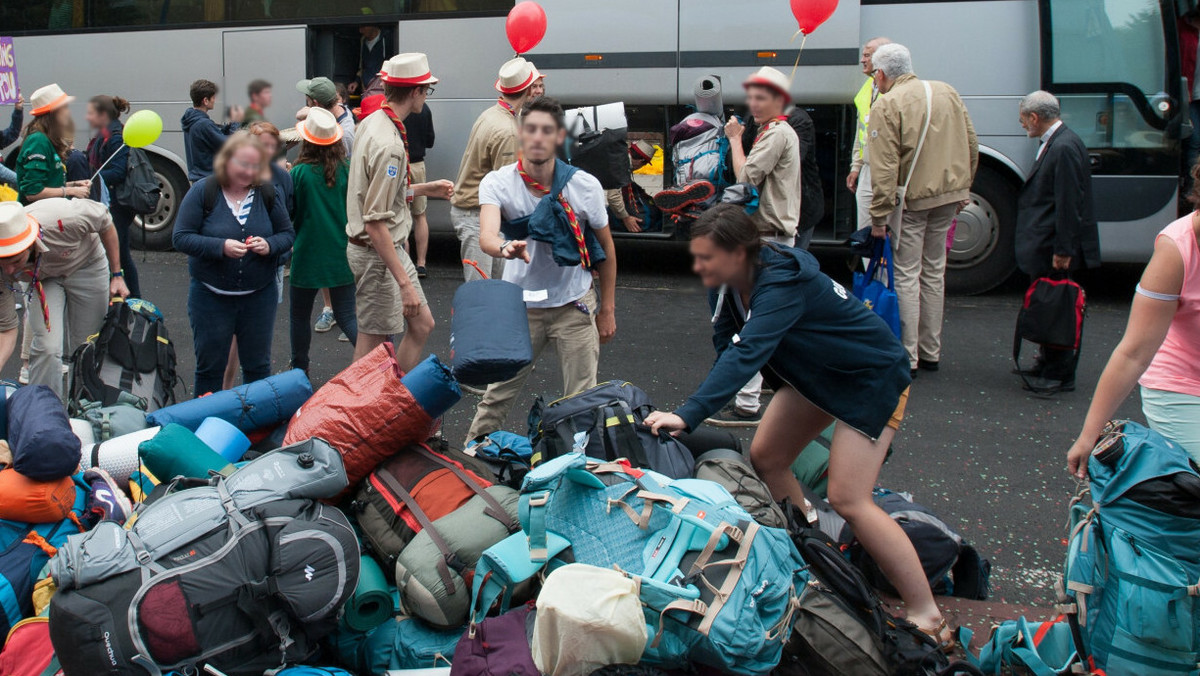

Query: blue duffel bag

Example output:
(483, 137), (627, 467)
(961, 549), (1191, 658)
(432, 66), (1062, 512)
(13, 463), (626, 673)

(450, 280), (532, 386)
(146, 369), (313, 432)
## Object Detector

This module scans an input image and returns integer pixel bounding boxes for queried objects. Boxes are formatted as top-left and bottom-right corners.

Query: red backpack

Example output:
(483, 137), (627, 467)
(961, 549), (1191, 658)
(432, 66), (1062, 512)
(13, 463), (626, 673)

(0, 617), (61, 676)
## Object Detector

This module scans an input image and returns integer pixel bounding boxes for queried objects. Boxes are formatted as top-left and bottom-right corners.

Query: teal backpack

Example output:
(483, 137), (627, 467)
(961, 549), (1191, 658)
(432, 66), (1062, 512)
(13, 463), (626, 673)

(959, 616), (1080, 675)
(1062, 420), (1200, 675)
(469, 452), (806, 675)
(334, 616), (461, 674)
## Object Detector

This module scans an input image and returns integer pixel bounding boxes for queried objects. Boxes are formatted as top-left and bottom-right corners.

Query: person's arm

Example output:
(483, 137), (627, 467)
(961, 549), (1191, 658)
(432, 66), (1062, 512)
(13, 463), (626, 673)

(592, 224), (618, 344)
(1052, 144), (1085, 267)
(19, 137), (86, 201)
(0, 98), (23, 148)
(1066, 236), (1184, 477)
(171, 183), (227, 260)
(849, 133), (865, 175)
(97, 223), (130, 299)
(413, 179), (454, 199)
(606, 188), (631, 220)
(360, 146), (421, 315)
(98, 129), (128, 188)
(725, 118), (748, 178)
(867, 100), (901, 231)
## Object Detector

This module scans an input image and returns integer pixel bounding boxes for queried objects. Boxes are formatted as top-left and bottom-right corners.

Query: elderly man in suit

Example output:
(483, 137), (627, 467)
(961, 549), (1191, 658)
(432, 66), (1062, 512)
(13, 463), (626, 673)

(1015, 90), (1101, 394)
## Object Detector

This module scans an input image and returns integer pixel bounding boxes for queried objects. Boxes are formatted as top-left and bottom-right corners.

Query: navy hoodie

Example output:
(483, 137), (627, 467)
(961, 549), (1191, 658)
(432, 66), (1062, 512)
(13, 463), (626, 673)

(675, 244), (911, 440)
(181, 108), (239, 182)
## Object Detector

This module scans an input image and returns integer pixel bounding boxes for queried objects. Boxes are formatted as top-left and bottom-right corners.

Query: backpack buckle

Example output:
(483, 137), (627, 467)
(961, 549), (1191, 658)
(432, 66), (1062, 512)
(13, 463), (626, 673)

(528, 491), (551, 507)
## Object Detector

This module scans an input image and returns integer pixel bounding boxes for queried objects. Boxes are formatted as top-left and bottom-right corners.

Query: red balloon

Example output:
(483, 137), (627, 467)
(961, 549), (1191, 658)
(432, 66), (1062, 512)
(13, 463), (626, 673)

(790, 0), (838, 34)
(506, 1), (547, 55)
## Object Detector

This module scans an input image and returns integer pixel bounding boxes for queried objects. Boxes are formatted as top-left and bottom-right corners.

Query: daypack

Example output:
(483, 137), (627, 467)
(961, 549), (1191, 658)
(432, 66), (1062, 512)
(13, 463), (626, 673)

(76, 393), (148, 442)
(466, 431), (534, 489)
(1013, 275), (1086, 392)
(959, 616), (1080, 676)
(0, 617), (62, 676)
(471, 453), (806, 675)
(692, 448), (785, 529)
(355, 443), (520, 628)
(670, 112), (730, 188)
(529, 381), (694, 479)
(337, 615), (461, 674)
(68, 299), (179, 414)
(112, 147), (161, 215)
(1062, 420), (1200, 675)
(451, 601), (539, 676)
(567, 113), (631, 190)
(48, 439), (359, 676)
(814, 488), (992, 600)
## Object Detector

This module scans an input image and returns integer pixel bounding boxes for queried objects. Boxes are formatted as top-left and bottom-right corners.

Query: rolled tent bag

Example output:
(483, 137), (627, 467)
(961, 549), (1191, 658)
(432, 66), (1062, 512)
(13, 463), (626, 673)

(78, 425), (161, 485)
(284, 343), (435, 495)
(146, 369), (313, 433)
(343, 554), (394, 632)
(401, 355), (461, 420)
(139, 423), (234, 480)
(450, 280), (532, 386)
(7, 385), (81, 482)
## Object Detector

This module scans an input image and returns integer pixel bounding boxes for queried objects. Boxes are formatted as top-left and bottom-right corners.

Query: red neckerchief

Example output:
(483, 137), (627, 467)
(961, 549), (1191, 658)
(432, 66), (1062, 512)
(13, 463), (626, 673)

(380, 106), (414, 204)
(497, 98), (517, 117)
(753, 115), (789, 146)
(517, 159), (590, 268)
(250, 103), (264, 116)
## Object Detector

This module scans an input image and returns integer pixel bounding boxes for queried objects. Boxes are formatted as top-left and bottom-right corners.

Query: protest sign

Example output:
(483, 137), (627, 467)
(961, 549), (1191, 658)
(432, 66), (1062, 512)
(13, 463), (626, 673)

(0, 38), (17, 105)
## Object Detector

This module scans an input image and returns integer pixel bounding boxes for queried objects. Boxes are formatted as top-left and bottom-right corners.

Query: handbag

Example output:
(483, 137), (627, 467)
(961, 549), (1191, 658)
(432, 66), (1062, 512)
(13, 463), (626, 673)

(1013, 274), (1086, 389)
(852, 237), (902, 338)
(886, 80), (933, 234)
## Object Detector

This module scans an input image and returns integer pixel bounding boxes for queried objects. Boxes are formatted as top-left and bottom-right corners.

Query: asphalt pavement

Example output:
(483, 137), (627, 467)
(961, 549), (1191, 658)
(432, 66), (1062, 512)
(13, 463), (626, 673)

(23, 234), (1145, 609)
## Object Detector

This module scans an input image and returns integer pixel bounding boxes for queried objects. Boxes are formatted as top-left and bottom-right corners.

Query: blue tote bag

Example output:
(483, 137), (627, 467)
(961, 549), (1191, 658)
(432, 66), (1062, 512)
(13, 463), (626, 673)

(852, 238), (902, 338)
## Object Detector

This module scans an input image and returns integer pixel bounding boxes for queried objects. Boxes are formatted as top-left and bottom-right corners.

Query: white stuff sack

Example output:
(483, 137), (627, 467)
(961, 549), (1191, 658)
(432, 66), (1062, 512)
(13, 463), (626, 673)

(532, 563), (648, 676)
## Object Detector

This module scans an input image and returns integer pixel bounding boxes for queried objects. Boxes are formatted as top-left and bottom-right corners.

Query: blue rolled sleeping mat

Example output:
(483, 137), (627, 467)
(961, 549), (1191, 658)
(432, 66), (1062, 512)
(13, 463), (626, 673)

(450, 280), (533, 386)
(146, 369), (313, 433)
(400, 355), (462, 420)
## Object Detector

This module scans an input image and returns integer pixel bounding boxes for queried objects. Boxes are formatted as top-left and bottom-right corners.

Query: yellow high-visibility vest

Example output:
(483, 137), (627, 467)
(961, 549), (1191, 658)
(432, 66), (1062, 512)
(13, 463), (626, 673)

(854, 77), (875, 162)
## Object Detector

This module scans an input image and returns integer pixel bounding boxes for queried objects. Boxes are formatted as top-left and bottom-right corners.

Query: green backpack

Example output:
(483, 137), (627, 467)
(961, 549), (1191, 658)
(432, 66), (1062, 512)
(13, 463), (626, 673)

(76, 392), (149, 442)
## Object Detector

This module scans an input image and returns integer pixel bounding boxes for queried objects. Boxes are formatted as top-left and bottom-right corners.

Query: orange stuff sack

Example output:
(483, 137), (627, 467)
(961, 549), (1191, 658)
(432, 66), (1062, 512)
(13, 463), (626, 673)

(284, 343), (434, 495)
(0, 470), (76, 523)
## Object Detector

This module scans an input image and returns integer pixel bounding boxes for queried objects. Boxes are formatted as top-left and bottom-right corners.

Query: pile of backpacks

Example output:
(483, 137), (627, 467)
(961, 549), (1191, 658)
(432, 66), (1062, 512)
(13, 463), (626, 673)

(0, 293), (1001, 676)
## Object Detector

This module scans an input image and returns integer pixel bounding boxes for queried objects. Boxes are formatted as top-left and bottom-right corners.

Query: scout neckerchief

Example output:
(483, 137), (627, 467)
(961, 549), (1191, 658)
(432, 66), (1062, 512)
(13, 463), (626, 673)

(517, 159), (590, 268)
(380, 106), (414, 204)
(5, 245), (51, 331)
(753, 115), (789, 146)
(497, 98), (517, 117)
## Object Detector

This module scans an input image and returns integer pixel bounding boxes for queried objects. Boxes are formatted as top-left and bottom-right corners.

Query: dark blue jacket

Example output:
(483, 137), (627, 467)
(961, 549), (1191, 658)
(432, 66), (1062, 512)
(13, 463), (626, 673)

(675, 244), (911, 440)
(181, 108), (239, 182)
(0, 107), (22, 149)
(172, 176), (295, 293)
(500, 161), (606, 269)
(86, 120), (128, 189)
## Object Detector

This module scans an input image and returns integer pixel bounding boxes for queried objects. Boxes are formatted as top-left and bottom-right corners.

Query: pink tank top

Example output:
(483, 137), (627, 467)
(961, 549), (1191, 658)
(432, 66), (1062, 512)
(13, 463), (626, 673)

(1140, 215), (1200, 396)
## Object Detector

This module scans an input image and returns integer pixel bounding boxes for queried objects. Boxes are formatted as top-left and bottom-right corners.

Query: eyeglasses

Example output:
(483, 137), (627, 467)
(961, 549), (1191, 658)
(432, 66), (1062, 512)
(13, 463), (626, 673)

(231, 158), (259, 170)
(423, 86), (436, 97)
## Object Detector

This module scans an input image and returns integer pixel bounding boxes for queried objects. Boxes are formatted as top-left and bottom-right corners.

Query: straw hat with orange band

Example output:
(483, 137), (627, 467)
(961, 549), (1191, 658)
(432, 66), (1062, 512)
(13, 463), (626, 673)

(0, 202), (52, 330)
(29, 84), (75, 117)
(295, 107), (344, 146)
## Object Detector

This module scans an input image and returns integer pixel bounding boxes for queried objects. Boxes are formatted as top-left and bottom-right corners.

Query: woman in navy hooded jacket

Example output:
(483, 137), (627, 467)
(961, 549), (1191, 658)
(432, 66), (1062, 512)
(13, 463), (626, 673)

(85, 94), (141, 298)
(173, 131), (294, 395)
(646, 204), (952, 649)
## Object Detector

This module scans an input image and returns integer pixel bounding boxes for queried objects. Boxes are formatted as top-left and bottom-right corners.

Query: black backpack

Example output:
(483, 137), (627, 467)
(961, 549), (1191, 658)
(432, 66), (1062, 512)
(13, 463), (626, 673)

(68, 300), (179, 415)
(778, 504), (984, 676)
(566, 110), (630, 190)
(112, 147), (161, 215)
(1013, 274), (1086, 390)
(528, 380), (694, 479)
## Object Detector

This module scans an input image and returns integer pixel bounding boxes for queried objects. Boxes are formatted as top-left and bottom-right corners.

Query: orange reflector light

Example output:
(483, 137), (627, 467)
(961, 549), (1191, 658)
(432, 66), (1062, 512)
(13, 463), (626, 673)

(757, 51), (778, 58)
(585, 54), (603, 61)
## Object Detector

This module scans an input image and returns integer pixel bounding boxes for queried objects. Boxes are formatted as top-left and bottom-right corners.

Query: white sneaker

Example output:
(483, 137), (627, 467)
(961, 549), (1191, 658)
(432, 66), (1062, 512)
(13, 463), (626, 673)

(314, 308), (336, 333)
(18, 365), (28, 385)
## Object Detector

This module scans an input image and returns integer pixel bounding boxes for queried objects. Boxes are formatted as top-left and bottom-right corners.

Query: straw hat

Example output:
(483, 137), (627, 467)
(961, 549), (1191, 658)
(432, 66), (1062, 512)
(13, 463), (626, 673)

(0, 203), (47, 258)
(630, 140), (655, 163)
(378, 53), (439, 86)
(495, 57), (537, 95)
(532, 65), (547, 83)
(296, 107), (343, 146)
(30, 84), (74, 117)
(743, 67), (792, 103)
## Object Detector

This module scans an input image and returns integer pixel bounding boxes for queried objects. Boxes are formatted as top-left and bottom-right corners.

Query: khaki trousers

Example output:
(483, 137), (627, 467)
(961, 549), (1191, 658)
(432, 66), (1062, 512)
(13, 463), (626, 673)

(29, 254), (110, 399)
(466, 287), (600, 441)
(892, 202), (958, 368)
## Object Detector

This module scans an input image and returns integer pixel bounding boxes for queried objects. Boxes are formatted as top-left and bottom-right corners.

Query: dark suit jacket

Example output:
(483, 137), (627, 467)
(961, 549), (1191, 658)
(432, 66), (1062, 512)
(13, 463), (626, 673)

(743, 107), (825, 232)
(1016, 124), (1101, 276)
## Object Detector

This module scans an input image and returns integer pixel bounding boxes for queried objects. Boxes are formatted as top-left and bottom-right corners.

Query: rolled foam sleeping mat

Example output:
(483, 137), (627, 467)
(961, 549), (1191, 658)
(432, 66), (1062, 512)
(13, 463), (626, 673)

(343, 554), (395, 632)
(146, 369), (313, 433)
(79, 426), (161, 485)
(139, 423), (234, 481)
(692, 73), (724, 118)
(400, 355), (462, 420)
(449, 280), (532, 386)
(195, 417), (252, 462)
(69, 419), (96, 447)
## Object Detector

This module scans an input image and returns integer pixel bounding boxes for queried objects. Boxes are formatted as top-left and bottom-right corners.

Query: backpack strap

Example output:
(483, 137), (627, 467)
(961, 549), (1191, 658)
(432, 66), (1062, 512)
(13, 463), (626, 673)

(602, 401), (650, 468)
(373, 465), (464, 595)
(412, 444), (518, 532)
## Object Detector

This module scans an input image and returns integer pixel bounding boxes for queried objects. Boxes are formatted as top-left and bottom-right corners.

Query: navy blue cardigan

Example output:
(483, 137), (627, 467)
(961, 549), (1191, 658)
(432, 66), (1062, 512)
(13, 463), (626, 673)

(675, 244), (912, 440)
(172, 176), (295, 293)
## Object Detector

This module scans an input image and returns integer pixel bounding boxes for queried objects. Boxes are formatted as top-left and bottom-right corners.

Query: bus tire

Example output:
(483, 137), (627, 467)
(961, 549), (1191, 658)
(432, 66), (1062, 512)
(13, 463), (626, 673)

(131, 154), (189, 251)
(946, 165), (1018, 295)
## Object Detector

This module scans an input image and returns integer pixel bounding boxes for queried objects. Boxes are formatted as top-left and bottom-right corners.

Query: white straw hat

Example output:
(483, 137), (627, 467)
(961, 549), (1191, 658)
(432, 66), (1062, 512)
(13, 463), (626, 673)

(743, 67), (792, 103)
(378, 53), (439, 86)
(296, 107), (343, 146)
(30, 83), (74, 117)
(0, 203), (46, 258)
(495, 57), (537, 95)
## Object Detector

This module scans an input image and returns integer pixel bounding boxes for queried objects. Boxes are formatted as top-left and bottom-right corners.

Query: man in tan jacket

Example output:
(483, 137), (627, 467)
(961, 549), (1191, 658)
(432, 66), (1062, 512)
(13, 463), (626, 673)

(867, 43), (977, 375)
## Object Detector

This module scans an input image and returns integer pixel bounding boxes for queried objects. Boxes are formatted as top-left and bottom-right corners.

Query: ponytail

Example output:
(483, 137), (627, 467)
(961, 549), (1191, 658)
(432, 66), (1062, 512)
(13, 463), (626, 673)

(89, 95), (130, 121)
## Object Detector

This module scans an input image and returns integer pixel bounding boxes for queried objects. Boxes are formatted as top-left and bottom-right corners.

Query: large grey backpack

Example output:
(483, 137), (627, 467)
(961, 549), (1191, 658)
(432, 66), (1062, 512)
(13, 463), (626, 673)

(693, 448), (786, 528)
(48, 438), (359, 676)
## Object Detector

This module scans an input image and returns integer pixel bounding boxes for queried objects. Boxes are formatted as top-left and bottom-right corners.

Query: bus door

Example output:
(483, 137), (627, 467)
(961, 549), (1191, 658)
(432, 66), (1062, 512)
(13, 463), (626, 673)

(221, 27), (308, 133)
(1040, 0), (1185, 262)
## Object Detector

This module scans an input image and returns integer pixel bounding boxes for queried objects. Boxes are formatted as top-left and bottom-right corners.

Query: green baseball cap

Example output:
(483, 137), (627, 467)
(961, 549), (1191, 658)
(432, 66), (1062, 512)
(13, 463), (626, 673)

(296, 77), (338, 106)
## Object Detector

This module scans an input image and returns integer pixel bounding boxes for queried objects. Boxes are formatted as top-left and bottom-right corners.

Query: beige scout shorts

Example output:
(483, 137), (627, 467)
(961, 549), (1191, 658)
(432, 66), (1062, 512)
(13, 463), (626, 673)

(347, 241), (427, 336)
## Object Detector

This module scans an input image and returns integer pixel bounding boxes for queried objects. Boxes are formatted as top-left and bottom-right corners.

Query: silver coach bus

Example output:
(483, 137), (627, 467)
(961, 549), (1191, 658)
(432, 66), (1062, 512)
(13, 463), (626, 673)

(3, 0), (1188, 293)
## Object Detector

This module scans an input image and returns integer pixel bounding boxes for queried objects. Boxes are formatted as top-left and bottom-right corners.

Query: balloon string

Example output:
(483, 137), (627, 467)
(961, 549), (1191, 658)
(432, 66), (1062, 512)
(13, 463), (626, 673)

(89, 144), (128, 184)
(789, 31), (808, 85)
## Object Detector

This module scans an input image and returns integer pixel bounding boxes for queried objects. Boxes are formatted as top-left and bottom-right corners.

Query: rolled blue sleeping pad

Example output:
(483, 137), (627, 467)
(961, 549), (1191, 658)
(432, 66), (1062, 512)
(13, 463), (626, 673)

(450, 279), (533, 386)
(195, 416), (252, 462)
(400, 354), (462, 420)
(146, 369), (313, 433)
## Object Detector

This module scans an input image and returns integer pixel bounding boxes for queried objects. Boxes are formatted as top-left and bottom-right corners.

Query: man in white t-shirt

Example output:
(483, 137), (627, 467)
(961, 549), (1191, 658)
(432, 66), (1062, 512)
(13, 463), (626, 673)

(465, 96), (618, 442)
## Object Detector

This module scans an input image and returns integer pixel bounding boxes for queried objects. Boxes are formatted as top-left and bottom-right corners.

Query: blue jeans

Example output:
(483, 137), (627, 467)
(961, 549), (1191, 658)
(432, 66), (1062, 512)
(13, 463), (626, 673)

(289, 283), (358, 371)
(188, 279), (277, 395)
(0, 163), (15, 187)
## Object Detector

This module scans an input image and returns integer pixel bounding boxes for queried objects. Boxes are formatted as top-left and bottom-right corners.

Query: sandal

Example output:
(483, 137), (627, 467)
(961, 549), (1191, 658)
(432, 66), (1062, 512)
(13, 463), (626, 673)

(917, 618), (956, 654)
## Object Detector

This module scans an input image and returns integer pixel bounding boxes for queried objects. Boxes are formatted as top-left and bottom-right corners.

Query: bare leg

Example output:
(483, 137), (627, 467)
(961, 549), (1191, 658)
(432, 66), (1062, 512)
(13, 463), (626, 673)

(353, 332), (388, 362)
(749, 386), (834, 507)
(414, 212), (429, 268)
(392, 305), (434, 373)
(223, 338), (239, 390)
(826, 422), (942, 629)
(320, 288), (332, 310)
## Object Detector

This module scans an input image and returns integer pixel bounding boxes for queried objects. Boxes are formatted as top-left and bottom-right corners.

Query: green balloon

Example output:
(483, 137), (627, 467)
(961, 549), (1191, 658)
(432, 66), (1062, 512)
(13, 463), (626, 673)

(124, 109), (163, 148)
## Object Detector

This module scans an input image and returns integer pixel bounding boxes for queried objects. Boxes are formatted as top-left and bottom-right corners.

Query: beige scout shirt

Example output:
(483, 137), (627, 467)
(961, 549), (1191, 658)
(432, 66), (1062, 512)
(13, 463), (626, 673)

(738, 120), (802, 238)
(346, 109), (413, 245)
(450, 103), (518, 210)
(24, 198), (111, 278)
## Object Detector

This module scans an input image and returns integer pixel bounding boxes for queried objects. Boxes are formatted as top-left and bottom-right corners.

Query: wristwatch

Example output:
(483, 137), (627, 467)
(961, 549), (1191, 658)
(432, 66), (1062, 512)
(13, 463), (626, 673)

(110, 269), (124, 279)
